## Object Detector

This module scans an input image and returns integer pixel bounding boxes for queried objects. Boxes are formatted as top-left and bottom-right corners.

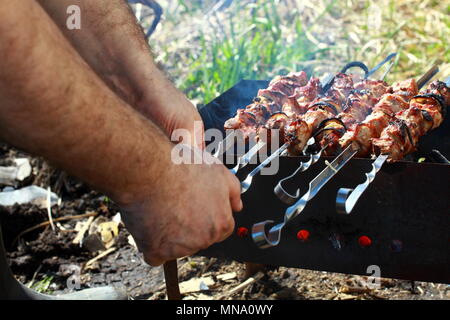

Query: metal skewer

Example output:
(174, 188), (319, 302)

(240, 143), (289, 194)
(336, 65), (442, 215)
(240, 136), (316, 193)
(274, 53), (397, 204)
(252, 64), (440, 249)
(252, 143), (358, 248)
(336, 154), (388, 214)
(273, 142), (325, 204)
(365, 53), (397, 79)
(229, 141), (264, 175)
(213, 133), (235, 158)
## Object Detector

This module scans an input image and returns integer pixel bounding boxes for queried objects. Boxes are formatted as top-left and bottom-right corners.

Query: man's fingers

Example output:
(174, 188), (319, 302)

(216, 210), (235, 243)
(227, 170), (243, 212)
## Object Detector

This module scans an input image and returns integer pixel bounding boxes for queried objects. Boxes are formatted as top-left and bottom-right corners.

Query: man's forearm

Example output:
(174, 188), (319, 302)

(37, 0), (188, 121)
(0, 0), (172, 205)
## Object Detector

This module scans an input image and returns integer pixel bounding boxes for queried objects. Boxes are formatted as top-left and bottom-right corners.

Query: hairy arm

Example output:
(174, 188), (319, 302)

(37, 0), (204, 148)
(0, 1), (241, 266)
(0, 0), (170, 204)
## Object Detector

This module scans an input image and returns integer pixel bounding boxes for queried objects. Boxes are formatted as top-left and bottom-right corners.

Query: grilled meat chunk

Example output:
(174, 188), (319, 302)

(372, 81), (449, 161)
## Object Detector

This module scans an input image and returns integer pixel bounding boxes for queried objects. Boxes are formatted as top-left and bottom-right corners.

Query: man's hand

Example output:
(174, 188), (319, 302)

(0, 0), (241, 267)
(135, 67), (206, 150)
(120, 146), (242, 266)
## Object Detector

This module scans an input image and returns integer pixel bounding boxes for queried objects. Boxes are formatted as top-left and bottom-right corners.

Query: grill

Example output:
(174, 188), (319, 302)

(197, 66), (450, 284)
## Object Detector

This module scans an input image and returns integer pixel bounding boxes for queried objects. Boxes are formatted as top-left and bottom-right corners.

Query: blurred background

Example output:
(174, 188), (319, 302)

(131, 0), (449, 105)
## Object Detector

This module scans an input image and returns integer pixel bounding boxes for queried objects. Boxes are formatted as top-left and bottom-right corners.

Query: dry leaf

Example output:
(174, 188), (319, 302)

(179, 277), (215, 294)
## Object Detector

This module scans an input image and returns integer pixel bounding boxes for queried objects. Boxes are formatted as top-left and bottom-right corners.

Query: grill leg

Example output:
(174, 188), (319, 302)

(244, 262), (267, 279)
(163, 260), (181, 300)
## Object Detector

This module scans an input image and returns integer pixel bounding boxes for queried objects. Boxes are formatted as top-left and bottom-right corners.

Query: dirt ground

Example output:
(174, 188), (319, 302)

(0, 144), (448, 300)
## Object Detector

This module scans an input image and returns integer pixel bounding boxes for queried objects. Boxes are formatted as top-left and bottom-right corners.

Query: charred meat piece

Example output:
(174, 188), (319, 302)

(258, 71), (309, 107)
(325, 73), (355, 104)
(339, 110), (391, 156)
(372, 94), (409, 116)
(269, 71), (309, 93)
(354, 79), (391, 103)
(372, 82), (448, 161)
(372, 120), (413, 161)
(258, 112), (290, 145)
(390, 78), (419, 100)
(336, 81), (418, 157)
(284, 117), (311, 155)
(290, 77), (322, 113)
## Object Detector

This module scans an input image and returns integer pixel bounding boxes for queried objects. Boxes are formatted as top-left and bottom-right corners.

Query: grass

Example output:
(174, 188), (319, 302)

(28, 275), (54, 294)
(144, 0), (449, 104)
(177, 1), (334, 102)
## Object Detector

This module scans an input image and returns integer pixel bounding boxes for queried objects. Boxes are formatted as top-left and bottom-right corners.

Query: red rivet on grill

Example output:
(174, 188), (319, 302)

(297, 229), (310, 241)
(358, 235), (372, 247)
(237, 227), (249, 238)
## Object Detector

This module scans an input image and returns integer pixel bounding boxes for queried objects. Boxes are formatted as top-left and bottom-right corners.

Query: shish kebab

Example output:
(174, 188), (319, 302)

(274, 75), (418, 204)
(234, 61), (396, 195)
(336, 78), (450, 214)
(273, 69), (436, 203)
(241, 75), (391, 193)
(273, 75), (395, 202)
(222, 56), (396, 175)
(222, 70), (320, 173)
(238, 59), (396, 194)
(251, 66), (443, 248)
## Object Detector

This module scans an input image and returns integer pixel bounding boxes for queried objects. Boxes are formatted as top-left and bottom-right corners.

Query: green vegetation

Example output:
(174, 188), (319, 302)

(148, 0), (449, 104)
(28, 275), (54, 294)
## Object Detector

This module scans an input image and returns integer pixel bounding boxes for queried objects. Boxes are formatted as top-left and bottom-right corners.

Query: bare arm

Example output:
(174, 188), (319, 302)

(37, 0), (204, 148)
(0, 0), (169, 204)
(0, 0), (241, 265)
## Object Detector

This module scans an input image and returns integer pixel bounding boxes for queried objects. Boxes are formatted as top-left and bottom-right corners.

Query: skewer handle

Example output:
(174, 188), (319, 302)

(240, 143), (288, 194)
(248, 143), (288, 178)
(252, 144), (357, 249)
(274, 145), (325, 204)
(230, 142), (264, 175)
(366, 53), (397, 79)
(336, 154), (388, 215)
(417, 65), (439, 89)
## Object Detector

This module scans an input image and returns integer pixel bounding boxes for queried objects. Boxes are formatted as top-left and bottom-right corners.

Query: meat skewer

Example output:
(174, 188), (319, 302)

(251, 65), (440, 249)
(230, 73), (354, 175)
(336, 78), (449, 214)
(239, 73), (357, 192)
(274, 78), (391, 203)
(227, 73), (322, 174)
(240, 55), (397, 193)
(283, 75), (428, 175)
(224, 57), (393, 174)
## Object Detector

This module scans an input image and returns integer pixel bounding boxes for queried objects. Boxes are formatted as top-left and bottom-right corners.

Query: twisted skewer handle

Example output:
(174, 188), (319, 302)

(241, 143), (289, 194)
(252, 144), (357, 248)
(336, 154), (388, 215)
(230, 142), (264, 175)
(274, 145), (325, 204)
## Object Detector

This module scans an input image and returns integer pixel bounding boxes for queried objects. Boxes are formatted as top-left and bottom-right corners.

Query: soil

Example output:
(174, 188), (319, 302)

(0, 144), (448, 300)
